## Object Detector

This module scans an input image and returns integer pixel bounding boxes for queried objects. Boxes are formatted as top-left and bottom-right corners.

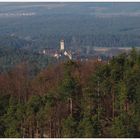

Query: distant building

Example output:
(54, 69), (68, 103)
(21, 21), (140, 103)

(40, 39), (74, 60)
(54, 52), (61, 59)
(60, 39), (64, 51)
(64, 51), (72, 60)
(43, 49), (46, 54)
(97, 56), (102, 62)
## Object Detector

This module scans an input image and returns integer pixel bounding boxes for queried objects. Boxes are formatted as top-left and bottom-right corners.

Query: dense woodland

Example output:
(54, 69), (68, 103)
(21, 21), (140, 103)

(0, 44), (56, 74)
(1, 3), (140, 49)
(0, 48), (140, 138)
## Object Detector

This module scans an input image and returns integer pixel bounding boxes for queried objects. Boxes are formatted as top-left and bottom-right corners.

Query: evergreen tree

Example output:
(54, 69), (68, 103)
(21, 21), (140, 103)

(78, 115), (102, 138)
(61, 116), (78, 138)
(3, 97), (21, 138)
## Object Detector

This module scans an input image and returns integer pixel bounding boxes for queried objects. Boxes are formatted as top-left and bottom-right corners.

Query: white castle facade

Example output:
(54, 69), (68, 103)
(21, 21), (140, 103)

(41, 39), (72, 60)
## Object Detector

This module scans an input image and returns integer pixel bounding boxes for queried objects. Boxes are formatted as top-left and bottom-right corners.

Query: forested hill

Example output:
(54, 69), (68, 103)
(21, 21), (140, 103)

(0, 36), (31, 48)
(0, 44), (56, 74)
(0, 48), (140, 138)
(1, 3), (140, 48)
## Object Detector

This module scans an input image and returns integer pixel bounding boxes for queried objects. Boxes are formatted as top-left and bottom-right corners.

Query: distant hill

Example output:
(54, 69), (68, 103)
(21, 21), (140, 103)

(0, 36), (32, 48)
(0, 3), (140, 48)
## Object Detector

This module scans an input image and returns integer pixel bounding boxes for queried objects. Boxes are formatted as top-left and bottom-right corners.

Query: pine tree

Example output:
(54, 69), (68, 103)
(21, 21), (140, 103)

(61, 116), (78, 138)
(78, 115), (102, 138)
(3, 97), (21, 138)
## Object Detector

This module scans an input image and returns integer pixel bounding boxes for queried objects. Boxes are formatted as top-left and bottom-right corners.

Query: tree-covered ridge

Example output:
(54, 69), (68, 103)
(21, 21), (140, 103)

(0, 44), (56, 74)
(1, 3), (140, 48)
(0, 49), (140, 138)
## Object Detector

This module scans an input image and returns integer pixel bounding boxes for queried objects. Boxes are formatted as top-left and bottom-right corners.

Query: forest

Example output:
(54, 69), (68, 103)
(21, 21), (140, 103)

(0, 48), (140, 138)
(0, 44), (56, 74)
(1, 3), (140, 49)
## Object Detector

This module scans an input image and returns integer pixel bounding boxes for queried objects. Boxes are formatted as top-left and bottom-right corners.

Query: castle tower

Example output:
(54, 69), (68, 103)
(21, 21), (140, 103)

(60, 39), (64, 51)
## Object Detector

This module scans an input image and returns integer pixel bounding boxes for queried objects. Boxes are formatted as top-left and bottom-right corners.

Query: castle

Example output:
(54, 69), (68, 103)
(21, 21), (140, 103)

(41, 39), (72, 60)
(40, 39), (106, 62)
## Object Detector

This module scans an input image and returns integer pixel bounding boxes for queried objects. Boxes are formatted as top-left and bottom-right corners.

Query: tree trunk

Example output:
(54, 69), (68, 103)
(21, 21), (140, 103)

(69, 98), (73, 116)
(58, 119), (61, 138)
(49, 120), (52, 138)
(40, 127), (44, 138)
(36, 121), (40, 138)
(112, 82), (115, 120)
(97, 80), (100, 121)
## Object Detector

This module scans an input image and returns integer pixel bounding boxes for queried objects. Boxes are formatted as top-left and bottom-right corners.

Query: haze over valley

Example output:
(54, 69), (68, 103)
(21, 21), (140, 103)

(1, 2), (140, 50)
